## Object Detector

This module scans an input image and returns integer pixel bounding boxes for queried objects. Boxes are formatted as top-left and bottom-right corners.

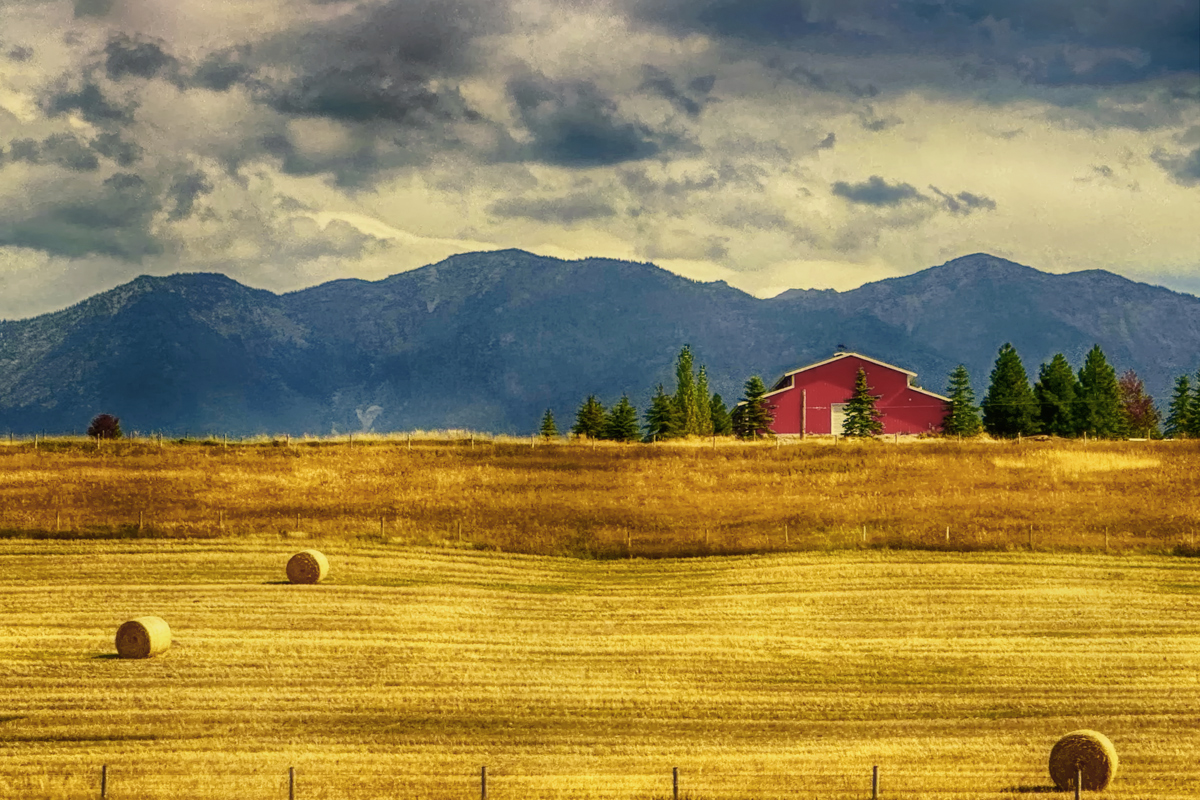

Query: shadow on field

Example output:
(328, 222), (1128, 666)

(91, 653), (122, 660)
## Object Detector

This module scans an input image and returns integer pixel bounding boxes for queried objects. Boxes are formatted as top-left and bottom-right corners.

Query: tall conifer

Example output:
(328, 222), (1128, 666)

(696, 365), (713, 436)
(1076, 345), (1125, 438)
(571, 395), (608, 439)
(644, 385), (680, 442)
(842, 368), (883, 437)
(604, 395), (641, 442)
(710, 393), (733, 435)
(733, 376), (774, 439)
(1033, 353), (1079, 436)
(539, 409), (559, 439)
(942, 364), (982, 436)
(673, 345), (700, 436)
(981, 343), (1039, 437)
(1165, 374), (1193, 438)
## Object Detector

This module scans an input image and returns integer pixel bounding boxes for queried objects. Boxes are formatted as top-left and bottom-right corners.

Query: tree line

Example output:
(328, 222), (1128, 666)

(545, 341), (1199, 442)
(945, 342), (1198, 439)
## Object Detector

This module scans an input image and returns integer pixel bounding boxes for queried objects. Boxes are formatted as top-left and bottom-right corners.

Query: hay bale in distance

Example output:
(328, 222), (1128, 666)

(115, 616), (172, 659)
(1049, 730), (1118, 790)
(287, 549), (329, 584)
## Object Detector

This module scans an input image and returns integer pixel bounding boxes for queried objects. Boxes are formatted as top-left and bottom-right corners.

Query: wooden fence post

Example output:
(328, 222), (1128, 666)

(289, 766), (295, 800)
(872, 765), (879, 799)
(481, 765), (488, 800)
(101, 764), (107, 799)
(673, 767), (679, 800)
(1075, 766), (1081, 800)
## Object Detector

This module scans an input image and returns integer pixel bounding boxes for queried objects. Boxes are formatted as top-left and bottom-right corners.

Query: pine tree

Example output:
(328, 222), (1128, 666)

(842, 368), (883, 437)
(695, 365), (713, 436)
(710, 393), (733, 435)
(1188, 369), (1200, 438)
(942, 364), (982, 436)
(1075, 345), (1125, 438)
(1118, 369), (1160, 438)
(538, 409), (559, 439)
(981, 343), (1040, 438)
(1165, 374), (1192, 438)
(673, 344), (700, 436)
(644, 385), (680, 442)
(604, 395), (641, 442)
(571, 395), (608, 439)
(1033, 353), (1079, 437)
(733, 376), (774, 439)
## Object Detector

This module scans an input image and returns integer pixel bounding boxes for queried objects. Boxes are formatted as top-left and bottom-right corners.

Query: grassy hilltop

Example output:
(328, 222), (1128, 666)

(1, 435), (1198, 556)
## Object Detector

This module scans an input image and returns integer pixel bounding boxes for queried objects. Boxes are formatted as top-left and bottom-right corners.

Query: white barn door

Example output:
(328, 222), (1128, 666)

(831, 403), (847, 435)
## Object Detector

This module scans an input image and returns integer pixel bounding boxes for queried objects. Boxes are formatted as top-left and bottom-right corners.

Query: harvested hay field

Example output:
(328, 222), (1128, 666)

(0, 541), (1197, 799)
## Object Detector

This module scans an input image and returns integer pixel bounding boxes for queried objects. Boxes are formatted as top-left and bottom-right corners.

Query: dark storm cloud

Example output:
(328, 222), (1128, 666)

(929, 185), (997, 214)
(269, 64), (476, 125)
(105, 34), (177, 81)
(2, 133), (99, 171)
(191, 50), (255, 92)
(1154, 146), (1200, 186)
(815, 132), (836, 150)
(640, 66), (715, 117)
(6, 45), (33, 63)
(507, 74), (665, 167)
(625, 0), (1199, 88)
(0, 172), (162, 260)
(90, 132), (143, 167)
(832, 175), (925, 206)
(488, 193), (616, 225)
(167, 171), (213, 221)
(45, 81), (131, 124)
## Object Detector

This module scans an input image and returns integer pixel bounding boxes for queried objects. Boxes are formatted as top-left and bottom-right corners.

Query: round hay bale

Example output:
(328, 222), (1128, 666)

(1049, 730), (1118, 790)
(115, 616), (171, 659)
(286, 549), (329, 584)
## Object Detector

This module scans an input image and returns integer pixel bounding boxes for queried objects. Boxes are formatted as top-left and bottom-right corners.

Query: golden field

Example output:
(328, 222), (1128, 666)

(0, 437), (1197, 798)
(0, 435), (1198, 557)
(0, 543), (1197, 799)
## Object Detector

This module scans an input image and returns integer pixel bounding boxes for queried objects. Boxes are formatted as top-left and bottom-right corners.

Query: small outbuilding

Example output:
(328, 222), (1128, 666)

(762, 352), (949, 435)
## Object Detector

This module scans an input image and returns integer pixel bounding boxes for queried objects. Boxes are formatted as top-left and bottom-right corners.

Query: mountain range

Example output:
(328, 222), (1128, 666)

(1, 250), (1198, 436)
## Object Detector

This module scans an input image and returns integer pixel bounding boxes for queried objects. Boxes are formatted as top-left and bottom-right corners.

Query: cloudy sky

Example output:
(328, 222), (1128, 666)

(1, 0), (1197, 320)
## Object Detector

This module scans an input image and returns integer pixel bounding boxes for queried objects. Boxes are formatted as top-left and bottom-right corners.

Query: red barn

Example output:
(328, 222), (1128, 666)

(762, 352), (949, 435)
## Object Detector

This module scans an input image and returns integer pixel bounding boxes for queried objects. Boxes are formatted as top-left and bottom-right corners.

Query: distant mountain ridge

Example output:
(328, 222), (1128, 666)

(1, 250), (1197, 435)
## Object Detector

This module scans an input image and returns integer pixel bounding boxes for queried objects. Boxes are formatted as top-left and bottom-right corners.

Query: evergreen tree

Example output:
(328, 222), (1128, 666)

(842, 368), (883, 437)
(710, 393), (733, 435)
(538, 409), (559, 439)
(571, 395), (608, 439)
(1118, 369), (1160, 438)
(1033, 353), (1079, 437)
(1075, 345), (1125, 438)
(644, 385), (680, 442)
(673, 344), (700, 436)
(1164, 374), (1193, 438)
(942, 364), (982, 436)
(733, 376), (774, 439)
(981, 343), (1040, 438)
(1188, 369), (1200, 438)
(604, 395), (641, 442)
(695, 365), (713, 436)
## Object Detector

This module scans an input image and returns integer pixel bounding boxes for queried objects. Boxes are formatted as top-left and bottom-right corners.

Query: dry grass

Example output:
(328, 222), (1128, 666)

(0, 542), (1197, 799)
(0, 436), (1197, 558)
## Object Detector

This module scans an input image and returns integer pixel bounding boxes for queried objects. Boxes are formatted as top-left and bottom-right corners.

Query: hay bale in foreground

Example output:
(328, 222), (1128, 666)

(1049, 730), (1118, 790)
(115, 616), (171, 659)
(287, 549), (329, 584)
